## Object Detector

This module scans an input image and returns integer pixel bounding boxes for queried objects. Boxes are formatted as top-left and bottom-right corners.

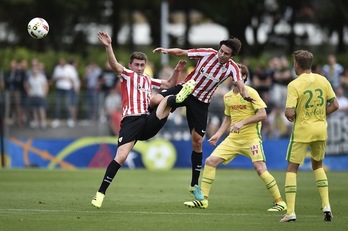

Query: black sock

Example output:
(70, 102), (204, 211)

(166, 95), (176, 108)
(98, 160), (121, 194)
(191, 151), (203, 186)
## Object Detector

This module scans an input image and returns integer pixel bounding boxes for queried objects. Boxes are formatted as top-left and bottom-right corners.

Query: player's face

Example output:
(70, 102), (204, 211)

(129, 59), (146, 75)
(218, 44), (233, 64)
(294, 60), (300, 75)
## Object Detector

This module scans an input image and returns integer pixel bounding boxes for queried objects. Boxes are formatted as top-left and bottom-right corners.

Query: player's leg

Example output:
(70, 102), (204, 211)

(184, 156), (223, 209)
(280, 141), (306, 222)
(184, 138), (233, 208)
(311, 141), (332, 222)
(280, 162), (299, 222)
(156, 79), (196, 119)
(91, 116), (146, 208)
(185, 99), (209, 197)
(150, 94), (164, 109)
(91, 141), (134, 208)
(253, 161), (286, 212)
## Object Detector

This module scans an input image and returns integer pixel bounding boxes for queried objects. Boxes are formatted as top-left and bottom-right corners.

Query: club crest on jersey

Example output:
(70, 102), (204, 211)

(138, 85), (151, 93)
(251, 144), (259, 155)
(200, 67), (219, 83)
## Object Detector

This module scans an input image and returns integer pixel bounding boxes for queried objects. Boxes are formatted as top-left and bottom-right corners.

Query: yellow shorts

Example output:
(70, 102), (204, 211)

(286, 140), (326, 164)
(211, 136), (266, 165)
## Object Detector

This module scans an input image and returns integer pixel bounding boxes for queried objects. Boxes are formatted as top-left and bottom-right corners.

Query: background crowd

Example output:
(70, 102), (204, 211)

(1, 53), (348, 140)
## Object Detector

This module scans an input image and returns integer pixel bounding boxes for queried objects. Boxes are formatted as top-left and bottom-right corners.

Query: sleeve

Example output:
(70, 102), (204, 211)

(285, 82), (298, 108)
(250, 89), (267, 110)
(223, 95), (231, 117)
(229, 61), (242, 82)
(188, 48), (216, 59)
(151, 77), (162, 89)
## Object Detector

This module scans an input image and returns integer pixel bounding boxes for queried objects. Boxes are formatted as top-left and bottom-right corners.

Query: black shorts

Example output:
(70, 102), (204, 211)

(160, 85), (209, 137)
(118, 115), (147, 146)
(139, 109), (168, 140)
(118, 111), (168, 146)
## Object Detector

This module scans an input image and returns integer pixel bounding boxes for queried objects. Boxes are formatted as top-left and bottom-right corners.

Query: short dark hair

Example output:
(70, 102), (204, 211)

(129, 52), (147, 64)
(238, 63), (249, 83)
(219, 36), (241, 56)
(292, 50), (313, 70)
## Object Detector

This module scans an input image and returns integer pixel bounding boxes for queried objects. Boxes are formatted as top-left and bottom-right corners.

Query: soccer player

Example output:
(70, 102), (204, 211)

(183, 64), (287, 212)
(91, 31), (195, 208)
(280, 50), (339, 222)
(152, 37), (253, 199)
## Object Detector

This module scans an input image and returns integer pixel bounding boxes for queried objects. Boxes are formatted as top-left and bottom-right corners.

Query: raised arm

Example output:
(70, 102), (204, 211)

(152, 47), (189, 57)
(160, 60), (187, 89)
(98, 31), (124, 76)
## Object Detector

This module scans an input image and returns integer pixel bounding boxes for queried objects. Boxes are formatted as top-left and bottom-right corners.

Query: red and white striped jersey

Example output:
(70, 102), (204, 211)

(119, 67), (161, 117)
(181, 48), (242, 103)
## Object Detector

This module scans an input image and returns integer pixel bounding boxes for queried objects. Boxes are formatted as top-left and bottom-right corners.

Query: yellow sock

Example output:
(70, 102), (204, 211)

(201, 165), (216, 199)
(260, 171), (282, 202)
(314, 168), (330, 208)
(285, 172), (297, 214)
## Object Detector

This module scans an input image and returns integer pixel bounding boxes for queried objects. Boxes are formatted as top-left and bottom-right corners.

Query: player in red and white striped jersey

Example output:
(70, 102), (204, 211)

(91, 32), (195, 208)
(152, 37), (253, 199)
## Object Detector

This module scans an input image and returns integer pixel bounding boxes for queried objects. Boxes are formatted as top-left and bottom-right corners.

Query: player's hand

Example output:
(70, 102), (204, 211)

(153, 47), (168, 54)
(208, 135), (219, 146)
(243, 96), (255, 103)
(98, 31), (112, 46)
(231, 122), (243, 133)
(174, 60), (187, 72)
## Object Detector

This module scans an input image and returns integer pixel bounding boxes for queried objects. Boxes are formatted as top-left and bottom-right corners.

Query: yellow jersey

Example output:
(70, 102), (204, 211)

(286, 73), (336, 142)
(224, 86), (267, 140)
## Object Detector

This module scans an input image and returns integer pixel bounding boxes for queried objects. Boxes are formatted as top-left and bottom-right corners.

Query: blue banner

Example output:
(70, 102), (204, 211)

(3, 136), (348, 171)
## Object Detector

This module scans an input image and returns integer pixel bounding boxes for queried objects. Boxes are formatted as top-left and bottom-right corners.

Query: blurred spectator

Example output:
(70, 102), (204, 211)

(322, 54), (344, 89)
(270, 56), (294, 106)
(25, 62), (49, 129)
(84, 61), (102, 122)
(144, 61), (155, 77)
(50, 58), (79, 128)
(3, 59), (28, 128)
(104, 81), (122, 135)
(266, 104), (292, 139)
(339, 68), (348, 97)
(250, 64), (273, 99)
(69, 59), (80, 127)
(98, 61), (118, 123)
(331, 85), (348, 118)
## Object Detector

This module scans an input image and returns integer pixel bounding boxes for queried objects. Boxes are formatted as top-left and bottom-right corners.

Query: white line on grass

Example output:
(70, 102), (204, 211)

(0, 208), (322, 218)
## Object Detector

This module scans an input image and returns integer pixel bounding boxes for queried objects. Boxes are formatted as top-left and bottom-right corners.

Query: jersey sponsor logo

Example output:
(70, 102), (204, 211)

(231, 105), (247, 110)
(251, 144), (259, 155)
(200, 67), (220, 83)
(138, 85), (151, 93)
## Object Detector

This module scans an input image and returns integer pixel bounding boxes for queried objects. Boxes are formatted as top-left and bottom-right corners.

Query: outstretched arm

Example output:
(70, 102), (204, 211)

(153, 47), (189, 57)
(98, 31), (124, 76)
(160, 60), (187, 89)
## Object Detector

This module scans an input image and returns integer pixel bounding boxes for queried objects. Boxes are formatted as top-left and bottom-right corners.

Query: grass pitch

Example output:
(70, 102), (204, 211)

(0, 168), (347, 231)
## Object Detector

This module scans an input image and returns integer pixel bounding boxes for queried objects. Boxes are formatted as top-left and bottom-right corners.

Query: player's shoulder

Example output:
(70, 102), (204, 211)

(245, 85), (259, 95)
(189, 48), (216, 54)
(226, 59), (240, 70)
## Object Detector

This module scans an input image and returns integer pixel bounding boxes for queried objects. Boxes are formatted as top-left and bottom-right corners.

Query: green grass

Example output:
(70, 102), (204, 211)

(0, 169), (347, 231)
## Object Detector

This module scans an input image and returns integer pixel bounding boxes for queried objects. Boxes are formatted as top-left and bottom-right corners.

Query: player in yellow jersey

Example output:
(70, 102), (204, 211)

(280, 50), (339, 223)
(184, 64), (287, 212)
